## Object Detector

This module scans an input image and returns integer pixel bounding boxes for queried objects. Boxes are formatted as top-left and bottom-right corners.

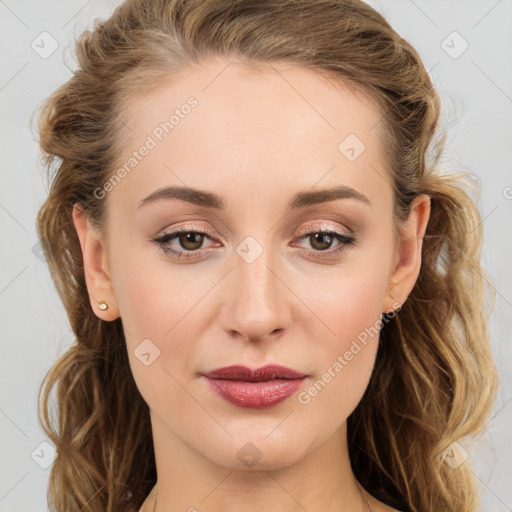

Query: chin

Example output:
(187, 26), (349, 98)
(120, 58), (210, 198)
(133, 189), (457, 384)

(202, 430), (313, 471)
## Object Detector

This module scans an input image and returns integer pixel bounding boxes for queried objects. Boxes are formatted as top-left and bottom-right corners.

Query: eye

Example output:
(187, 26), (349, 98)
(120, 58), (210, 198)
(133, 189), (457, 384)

(152, 223), (357, 261)
(165, 231), (205, 251)
(292, 225), (357, 260)
(152, 224), (220, 260)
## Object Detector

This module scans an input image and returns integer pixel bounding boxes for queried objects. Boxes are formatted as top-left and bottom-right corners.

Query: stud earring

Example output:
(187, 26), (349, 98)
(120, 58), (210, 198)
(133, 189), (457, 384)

(98, 301), (109, 311)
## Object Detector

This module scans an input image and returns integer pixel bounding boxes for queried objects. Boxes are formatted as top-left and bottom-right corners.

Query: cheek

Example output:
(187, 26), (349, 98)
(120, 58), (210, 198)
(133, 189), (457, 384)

(108, 236), (217, 415)
(108, 232), (183, 335)
(293, 249), (392, 411)
(300, 248), (392, 343)
(107, 238), (175, 400)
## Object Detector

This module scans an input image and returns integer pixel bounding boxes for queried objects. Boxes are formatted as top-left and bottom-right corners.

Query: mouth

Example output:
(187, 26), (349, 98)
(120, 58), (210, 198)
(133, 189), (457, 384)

(202, 365), (309, 408)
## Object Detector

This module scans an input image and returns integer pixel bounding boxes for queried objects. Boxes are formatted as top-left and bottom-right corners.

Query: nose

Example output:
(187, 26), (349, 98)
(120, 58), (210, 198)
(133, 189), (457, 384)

(219, 236), (292, 343)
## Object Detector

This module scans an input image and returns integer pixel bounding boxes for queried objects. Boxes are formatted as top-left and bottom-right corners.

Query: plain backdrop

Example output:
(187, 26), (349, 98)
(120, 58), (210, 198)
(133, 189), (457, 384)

(1, 0), (511, 510)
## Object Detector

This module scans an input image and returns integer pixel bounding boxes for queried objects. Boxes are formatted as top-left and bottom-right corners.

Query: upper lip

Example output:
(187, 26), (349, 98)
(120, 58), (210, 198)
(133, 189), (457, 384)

(203, 365), (307, 382)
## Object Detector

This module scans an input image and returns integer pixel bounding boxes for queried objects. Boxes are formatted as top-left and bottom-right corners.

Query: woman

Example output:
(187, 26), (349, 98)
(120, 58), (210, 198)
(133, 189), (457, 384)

(35, 0), (499, 511)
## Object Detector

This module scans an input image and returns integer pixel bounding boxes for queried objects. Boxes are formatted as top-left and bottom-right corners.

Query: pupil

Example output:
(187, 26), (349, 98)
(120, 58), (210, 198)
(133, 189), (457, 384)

(181, 232), (203, 250)
(312, 233), (332, 250)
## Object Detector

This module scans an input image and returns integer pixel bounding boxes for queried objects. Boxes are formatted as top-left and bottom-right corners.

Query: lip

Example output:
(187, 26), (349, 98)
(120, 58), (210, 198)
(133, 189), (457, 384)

(202, 365), (308, 408)
(203, 364), (307, 381)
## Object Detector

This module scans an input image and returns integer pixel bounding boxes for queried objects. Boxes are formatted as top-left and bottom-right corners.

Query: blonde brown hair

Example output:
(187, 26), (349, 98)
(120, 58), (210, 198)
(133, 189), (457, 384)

(35, 0), (499, 510)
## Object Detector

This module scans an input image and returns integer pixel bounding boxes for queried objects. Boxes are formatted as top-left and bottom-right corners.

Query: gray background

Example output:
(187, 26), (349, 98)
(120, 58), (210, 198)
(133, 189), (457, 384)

(1, 0), (511, 510)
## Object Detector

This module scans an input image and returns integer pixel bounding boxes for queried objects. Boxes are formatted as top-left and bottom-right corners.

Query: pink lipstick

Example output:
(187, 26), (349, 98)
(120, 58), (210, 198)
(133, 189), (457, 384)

(203, 365), (308, 408)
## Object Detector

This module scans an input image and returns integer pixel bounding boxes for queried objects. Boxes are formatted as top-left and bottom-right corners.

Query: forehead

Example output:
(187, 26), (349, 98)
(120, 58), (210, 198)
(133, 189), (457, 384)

(109, 58), (391, 216)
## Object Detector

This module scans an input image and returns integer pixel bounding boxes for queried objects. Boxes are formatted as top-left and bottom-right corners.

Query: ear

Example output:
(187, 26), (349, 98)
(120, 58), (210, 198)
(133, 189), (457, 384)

(382, 194), (431, 314)
(72, 203), (120, 321)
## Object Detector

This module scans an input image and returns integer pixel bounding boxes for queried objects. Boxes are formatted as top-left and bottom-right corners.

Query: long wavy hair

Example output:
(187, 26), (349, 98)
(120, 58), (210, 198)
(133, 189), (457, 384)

(35, 0), (499, 510)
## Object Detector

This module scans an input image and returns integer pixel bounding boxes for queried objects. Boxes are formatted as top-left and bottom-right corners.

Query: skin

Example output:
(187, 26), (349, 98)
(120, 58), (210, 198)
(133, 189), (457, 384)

(73, 57), (430, 512)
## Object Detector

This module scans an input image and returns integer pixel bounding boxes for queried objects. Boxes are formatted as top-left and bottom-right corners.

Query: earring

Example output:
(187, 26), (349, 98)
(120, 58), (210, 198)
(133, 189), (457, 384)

(98, 301), (109, 311)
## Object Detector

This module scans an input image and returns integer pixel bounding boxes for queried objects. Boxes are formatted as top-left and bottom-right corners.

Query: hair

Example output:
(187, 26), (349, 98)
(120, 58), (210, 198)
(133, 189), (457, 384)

(35, 0), (499, 511)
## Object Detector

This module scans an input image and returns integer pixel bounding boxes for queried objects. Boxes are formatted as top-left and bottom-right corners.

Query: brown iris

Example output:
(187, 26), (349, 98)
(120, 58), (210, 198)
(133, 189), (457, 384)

(308, 232), (334, 251)
(178, 232), (205, 251)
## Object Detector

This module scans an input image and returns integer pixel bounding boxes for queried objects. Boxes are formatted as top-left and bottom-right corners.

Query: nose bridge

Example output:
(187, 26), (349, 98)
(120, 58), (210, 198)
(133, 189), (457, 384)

(221, 233), (289, 340)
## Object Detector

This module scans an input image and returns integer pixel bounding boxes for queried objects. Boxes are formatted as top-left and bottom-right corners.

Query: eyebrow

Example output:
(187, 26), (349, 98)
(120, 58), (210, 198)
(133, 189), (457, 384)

(137, 184), (371, 211)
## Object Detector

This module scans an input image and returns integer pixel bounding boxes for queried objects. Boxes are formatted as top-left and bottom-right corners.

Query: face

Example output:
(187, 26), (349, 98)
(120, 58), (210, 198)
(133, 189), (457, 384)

(74, 57), (430, 471)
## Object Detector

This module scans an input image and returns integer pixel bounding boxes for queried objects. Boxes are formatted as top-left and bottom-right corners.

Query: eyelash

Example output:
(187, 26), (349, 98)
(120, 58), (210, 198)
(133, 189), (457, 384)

(152, 224), (357, 261)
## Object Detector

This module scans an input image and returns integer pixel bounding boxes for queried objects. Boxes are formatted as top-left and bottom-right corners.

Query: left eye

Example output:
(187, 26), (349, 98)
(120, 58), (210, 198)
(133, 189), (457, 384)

(291, 229), (357, 259)
(299, 231), (347, 251)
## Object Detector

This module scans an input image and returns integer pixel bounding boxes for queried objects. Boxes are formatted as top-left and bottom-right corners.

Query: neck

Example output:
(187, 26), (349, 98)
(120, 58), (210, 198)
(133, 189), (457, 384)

(142, 414), (370, 512)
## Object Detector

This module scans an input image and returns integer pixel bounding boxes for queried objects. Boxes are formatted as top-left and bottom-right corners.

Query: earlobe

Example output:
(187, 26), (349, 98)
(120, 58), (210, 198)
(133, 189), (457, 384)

(72, 203), (120, 321)
(382, 194), (431, 314)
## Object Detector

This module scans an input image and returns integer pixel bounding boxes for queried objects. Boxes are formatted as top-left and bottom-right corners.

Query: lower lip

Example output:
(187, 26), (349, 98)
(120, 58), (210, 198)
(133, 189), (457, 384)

(204, 377), (307, 408)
